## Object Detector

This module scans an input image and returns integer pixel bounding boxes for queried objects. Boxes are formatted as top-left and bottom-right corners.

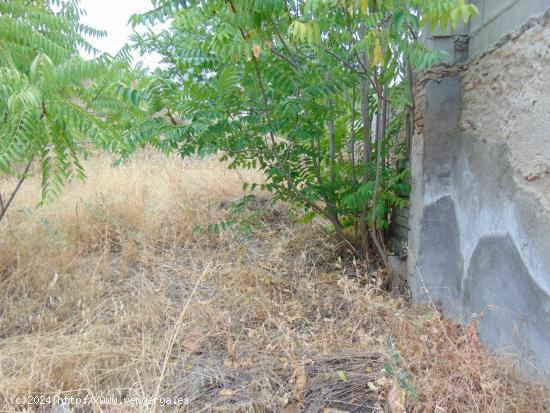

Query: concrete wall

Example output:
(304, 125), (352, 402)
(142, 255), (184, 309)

(409, 3), (550, 378)
(469, 0), (550, 57)
(423, 0), (550, 61)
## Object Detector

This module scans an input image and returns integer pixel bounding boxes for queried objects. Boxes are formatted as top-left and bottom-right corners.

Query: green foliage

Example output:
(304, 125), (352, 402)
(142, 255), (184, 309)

(128, 0), (477, 259)
(384, 336), (418, 403)
(192, 194), (270, 238)
(0, 0), (138, 203)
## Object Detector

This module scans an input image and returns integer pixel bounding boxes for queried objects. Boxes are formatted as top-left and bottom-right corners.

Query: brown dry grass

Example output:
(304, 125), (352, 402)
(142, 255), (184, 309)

(0, 151), (548, 412)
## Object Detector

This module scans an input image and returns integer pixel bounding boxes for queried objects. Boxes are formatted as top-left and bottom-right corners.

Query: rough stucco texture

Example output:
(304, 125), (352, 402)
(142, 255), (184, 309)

(408, 12), (550, 378)
(461, 15), (550, 209)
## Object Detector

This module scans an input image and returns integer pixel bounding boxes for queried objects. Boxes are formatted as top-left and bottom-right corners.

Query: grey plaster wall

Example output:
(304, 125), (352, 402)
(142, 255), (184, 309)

(408, 7), (550, 378)
(423, 0), (550, 62)
(469, 0), (550, 57)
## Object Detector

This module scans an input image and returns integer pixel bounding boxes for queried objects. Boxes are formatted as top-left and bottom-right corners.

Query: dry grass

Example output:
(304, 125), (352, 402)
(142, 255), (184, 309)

(0, 151), (548, 412)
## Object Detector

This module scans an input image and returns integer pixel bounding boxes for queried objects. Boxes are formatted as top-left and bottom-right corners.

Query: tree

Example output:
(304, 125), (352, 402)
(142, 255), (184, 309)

(129, 0), (476, 266)
(0, 0), (135, 223)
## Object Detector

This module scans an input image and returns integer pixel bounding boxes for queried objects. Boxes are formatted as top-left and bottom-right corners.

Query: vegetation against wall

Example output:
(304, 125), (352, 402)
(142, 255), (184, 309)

(0, 0), (477, 266)
(129, 0), (477, 264)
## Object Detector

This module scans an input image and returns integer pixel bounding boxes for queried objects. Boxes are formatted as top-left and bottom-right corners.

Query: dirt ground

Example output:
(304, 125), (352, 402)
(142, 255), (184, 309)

(0, 151), (548, 412)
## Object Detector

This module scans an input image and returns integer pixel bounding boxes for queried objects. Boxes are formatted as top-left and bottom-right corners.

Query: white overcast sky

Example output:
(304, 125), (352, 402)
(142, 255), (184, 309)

(79, 0), (163, 68)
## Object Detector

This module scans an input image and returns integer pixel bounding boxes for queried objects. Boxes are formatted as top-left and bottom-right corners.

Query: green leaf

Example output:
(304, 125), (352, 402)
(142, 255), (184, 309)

(336, 370), (348, 383)
(299, 211), (317, 224)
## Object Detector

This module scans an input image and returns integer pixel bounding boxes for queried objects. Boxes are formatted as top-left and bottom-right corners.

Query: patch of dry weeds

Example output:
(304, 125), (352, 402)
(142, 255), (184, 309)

(0, 151), (548, 412)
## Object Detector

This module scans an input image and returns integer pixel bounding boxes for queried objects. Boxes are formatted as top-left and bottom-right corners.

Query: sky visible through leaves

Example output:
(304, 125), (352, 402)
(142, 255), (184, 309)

(79, 0), (162, 68)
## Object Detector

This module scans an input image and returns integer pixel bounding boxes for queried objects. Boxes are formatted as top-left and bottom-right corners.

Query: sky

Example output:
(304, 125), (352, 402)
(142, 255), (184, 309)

(78, 0), (163, 68)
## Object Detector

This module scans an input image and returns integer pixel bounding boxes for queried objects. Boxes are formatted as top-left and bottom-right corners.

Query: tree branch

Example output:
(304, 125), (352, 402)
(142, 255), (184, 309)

(0, 156), (34, 224)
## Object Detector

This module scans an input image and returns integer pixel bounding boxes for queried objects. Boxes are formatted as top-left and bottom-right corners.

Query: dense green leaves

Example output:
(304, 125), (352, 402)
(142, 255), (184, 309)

(128, 0), (476, 259)
(0, 0), (143, 205)
(0, 0), (477, 259)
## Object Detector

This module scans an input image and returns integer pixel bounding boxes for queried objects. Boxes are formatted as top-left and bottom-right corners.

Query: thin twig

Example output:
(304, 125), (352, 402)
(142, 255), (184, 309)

(151, 264), (208, 411)
(0, 156), (35, 224)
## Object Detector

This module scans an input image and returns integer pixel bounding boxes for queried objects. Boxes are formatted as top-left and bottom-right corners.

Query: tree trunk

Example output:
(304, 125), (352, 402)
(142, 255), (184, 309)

(359, 76), (371, 257)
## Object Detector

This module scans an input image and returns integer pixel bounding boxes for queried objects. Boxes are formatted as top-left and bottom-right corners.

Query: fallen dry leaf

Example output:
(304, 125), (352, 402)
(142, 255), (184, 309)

(227, 337), (237, 359)
(223, 358), (240, 368)
(290, 356), (307, 405)
(180, 329), (203, 353)
(294, 365), (307, 404)
(388, 382), (406, 413)
(218, 388), (236, 397)
(252, 44), (261, 58)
